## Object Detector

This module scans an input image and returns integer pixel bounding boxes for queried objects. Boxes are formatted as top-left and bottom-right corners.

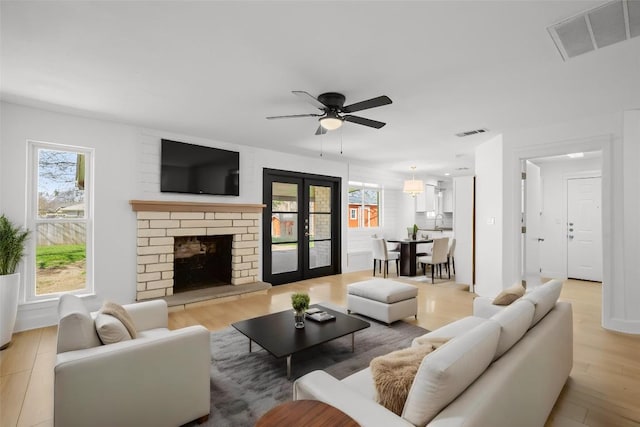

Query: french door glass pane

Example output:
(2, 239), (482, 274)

(309, 185), (331, 212)
(309, 240), (331, 269)
(272, 243), (298, 274)
(35, 222), (86, 295)
(271, 213), (298, 243)
(272, 182), (298, 212)
(309, 213), (331, 240)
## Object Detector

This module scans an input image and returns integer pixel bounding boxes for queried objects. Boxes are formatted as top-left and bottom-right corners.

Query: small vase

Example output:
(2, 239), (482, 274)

(294, 311), (305, 329)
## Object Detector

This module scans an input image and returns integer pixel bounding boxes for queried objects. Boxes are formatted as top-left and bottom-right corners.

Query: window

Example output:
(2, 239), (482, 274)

(348, 181), (382, 228)
(27, 141), (93, 300)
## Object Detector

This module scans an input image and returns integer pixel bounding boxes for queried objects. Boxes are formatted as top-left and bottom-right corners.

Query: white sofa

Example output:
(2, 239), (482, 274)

(54, 295), (211, 427)
(293, 279), (572, 427)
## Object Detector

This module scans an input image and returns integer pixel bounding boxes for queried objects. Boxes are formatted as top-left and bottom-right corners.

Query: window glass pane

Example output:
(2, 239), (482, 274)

(271, 213), (298, 243)
(272, 243), (298, 274)
(309, 240), (331, 269)
(309, 213), (331, 240)
(272, 182), (298, 212)
(38, 149), (86, 219)
(362, 189), (381, 228)
(309, 185), (331, 213)
(35, 222), (86, 295)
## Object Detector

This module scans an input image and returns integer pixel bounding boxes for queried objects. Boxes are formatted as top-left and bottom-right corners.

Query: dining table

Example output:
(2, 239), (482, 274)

(387, 238), (433, 276)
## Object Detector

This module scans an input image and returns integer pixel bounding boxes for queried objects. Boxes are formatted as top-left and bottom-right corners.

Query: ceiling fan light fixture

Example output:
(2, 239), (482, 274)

(320, 115), (343, 130)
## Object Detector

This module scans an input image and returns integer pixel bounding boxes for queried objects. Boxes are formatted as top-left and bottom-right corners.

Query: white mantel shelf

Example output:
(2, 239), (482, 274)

(129, 200), (266, 213)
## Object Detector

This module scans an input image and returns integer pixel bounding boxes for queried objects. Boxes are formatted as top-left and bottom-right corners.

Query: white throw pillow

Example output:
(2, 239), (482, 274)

(401, 320), (501, 426)
(95, 312), (133, 345)
(490, 299), (535, 359)
(523, 279), (563, 327)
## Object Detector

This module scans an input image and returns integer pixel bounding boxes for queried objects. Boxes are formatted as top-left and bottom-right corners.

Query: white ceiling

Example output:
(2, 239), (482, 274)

(1, 1), (639, 178)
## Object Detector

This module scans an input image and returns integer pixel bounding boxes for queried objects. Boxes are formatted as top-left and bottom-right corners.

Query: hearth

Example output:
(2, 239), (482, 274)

(174, 235), (232, 293)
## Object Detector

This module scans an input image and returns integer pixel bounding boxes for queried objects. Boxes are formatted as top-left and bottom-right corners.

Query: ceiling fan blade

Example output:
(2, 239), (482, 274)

(315, 125), (328, 135)
(292, 91), (327, 110)
(342, 95), (392, 113)
(343, 115), (386, 129)
(266, 113), (323, 120)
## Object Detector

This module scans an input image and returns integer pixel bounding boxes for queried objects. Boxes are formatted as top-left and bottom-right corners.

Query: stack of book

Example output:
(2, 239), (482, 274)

(305, 308), (336, 322)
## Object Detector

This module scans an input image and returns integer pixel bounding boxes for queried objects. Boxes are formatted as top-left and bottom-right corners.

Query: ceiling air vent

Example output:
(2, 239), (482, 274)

(548, 0), (639, 61)
(455, 128), (489, 138)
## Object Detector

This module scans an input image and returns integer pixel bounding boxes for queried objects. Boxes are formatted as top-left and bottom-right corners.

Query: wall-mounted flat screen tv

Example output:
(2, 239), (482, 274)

(161, 139), (239, 196)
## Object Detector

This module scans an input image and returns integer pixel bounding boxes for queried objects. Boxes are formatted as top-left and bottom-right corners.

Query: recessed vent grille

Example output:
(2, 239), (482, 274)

(455, 128), (489, 138)
(548, 0), (639, 61)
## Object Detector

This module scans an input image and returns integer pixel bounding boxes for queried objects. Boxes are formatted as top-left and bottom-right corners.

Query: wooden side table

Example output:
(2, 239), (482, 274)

(256, 400), (360, 427)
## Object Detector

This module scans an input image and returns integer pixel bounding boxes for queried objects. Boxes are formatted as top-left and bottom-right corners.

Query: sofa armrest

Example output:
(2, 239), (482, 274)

(124, 299), (168, 331)
(473, 297), (506, 318)
(55, 325), (210, 427)
(293, 370), (414, 427)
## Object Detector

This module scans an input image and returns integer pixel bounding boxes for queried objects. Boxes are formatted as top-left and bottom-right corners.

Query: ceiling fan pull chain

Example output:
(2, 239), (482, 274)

(320, 128), (324, 157)
(340, 125), (343, 155)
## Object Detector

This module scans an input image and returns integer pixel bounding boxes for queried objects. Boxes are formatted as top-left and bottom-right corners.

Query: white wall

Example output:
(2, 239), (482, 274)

(496, 110), (640, 334)
(453, 176), (474, 288)
(474, 135), (505, 297)
(534, 156), (602, 279)
(1, 101), (368, 330)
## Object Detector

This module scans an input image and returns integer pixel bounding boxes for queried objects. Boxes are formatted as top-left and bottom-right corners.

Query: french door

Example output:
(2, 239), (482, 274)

(263, 169), (341, 285)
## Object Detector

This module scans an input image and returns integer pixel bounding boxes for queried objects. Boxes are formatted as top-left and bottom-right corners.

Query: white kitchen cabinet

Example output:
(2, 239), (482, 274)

(443, 188), (454, 212)
(416, 184), (436, 213)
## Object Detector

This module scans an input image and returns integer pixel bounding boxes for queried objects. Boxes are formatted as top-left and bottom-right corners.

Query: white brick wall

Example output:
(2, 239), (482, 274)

(134, 208), (262, 301)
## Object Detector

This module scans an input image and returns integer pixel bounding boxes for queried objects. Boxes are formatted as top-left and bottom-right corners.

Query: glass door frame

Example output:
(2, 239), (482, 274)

(262, 169), (342, 285)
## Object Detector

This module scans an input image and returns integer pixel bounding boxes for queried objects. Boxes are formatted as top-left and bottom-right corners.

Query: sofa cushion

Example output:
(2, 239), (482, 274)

(95, 312), (133, 344)
(56, 294), (102, 353)
(348, 280), (418, 304)
(370, 340), (448, 415)
(489, 299), (535, 359)
(411, 316), (487, 346)
(522, 279), (563, 327)
(100, 301), (137, 338)
(492, 283), (525, 305)
(402, 320), (501, 426)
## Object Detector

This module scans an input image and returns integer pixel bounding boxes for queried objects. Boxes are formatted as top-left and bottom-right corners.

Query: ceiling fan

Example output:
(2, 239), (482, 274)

(266, 91), (392, 135)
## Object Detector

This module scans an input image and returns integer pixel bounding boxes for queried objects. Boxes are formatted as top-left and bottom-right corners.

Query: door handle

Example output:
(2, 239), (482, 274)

(537, 238), (545, 242)
(568, 235), (574, 240)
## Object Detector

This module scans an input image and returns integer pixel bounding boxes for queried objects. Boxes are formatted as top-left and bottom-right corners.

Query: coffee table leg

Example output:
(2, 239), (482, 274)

(352, 333), (355, 352)
(287, 355), (292, 379)
(249, 339), (252, 353)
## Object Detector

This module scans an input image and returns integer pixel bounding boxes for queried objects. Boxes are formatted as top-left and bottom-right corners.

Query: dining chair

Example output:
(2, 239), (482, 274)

(372, 237), (400, 278)
(417, 237), (449, 284)
(447, 238), (456, 276)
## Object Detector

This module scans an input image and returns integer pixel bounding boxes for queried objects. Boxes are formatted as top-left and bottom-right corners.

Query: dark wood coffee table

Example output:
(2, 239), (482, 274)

(231, 304), (370, 379)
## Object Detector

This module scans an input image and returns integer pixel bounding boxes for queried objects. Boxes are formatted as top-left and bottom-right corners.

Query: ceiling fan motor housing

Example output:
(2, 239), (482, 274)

(317, 92), (346, 109)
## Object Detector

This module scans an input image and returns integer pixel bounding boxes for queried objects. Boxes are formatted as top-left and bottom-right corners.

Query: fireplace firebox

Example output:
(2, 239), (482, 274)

(173, 235), (232, 293)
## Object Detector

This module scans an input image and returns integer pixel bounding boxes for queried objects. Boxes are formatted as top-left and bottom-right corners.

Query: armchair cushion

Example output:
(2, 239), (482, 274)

(95, 312), (132, 345)
(100, 301), (137, 338)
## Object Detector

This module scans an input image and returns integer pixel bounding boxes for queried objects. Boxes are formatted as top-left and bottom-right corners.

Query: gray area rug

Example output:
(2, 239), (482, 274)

(197, 309), (428, 427)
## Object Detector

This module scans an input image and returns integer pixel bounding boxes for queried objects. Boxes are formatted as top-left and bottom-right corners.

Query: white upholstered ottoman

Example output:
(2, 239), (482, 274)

(347, 279), (418, 324)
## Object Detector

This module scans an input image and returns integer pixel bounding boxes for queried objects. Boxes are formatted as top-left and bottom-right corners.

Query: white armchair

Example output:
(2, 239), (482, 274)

(54, 294), (211, 427)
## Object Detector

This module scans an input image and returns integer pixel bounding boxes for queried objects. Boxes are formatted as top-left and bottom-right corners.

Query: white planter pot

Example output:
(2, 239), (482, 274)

(0, 273), (20, 349)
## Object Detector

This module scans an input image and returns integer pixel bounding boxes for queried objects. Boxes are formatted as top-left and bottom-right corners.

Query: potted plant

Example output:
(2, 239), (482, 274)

(291, 293), (310, 329)
(412, 224), (419, 240)
(0, 215), (30, 349)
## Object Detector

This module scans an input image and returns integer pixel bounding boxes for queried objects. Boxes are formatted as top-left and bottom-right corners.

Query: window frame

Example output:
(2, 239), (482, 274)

(348, 181), (383, 229)
(25, 140), (95, 302)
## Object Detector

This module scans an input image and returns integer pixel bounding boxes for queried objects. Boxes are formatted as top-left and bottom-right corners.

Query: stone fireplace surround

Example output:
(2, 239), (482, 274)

(130, 200), (265, 301)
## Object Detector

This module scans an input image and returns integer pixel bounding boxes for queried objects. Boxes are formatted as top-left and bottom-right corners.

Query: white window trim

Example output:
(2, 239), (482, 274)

(348, 181), (383, 229)
(25, 140), (95, 303)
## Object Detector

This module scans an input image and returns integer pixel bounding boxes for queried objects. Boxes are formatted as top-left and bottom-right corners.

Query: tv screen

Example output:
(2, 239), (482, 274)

(161, 139), (239, 196)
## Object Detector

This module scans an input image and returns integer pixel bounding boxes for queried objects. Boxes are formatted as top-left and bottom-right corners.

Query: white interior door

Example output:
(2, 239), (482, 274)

(567, 177), (602, 281)
(524, 161), (542, 285)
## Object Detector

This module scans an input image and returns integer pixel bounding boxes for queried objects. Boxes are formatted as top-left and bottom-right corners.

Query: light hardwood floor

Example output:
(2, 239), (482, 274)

(1, 271), (639, 427)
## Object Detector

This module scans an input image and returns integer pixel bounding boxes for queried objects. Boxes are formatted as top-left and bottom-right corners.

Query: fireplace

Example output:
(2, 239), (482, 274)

(130, 200), (265, 301)
(174, 235), (233, 293)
